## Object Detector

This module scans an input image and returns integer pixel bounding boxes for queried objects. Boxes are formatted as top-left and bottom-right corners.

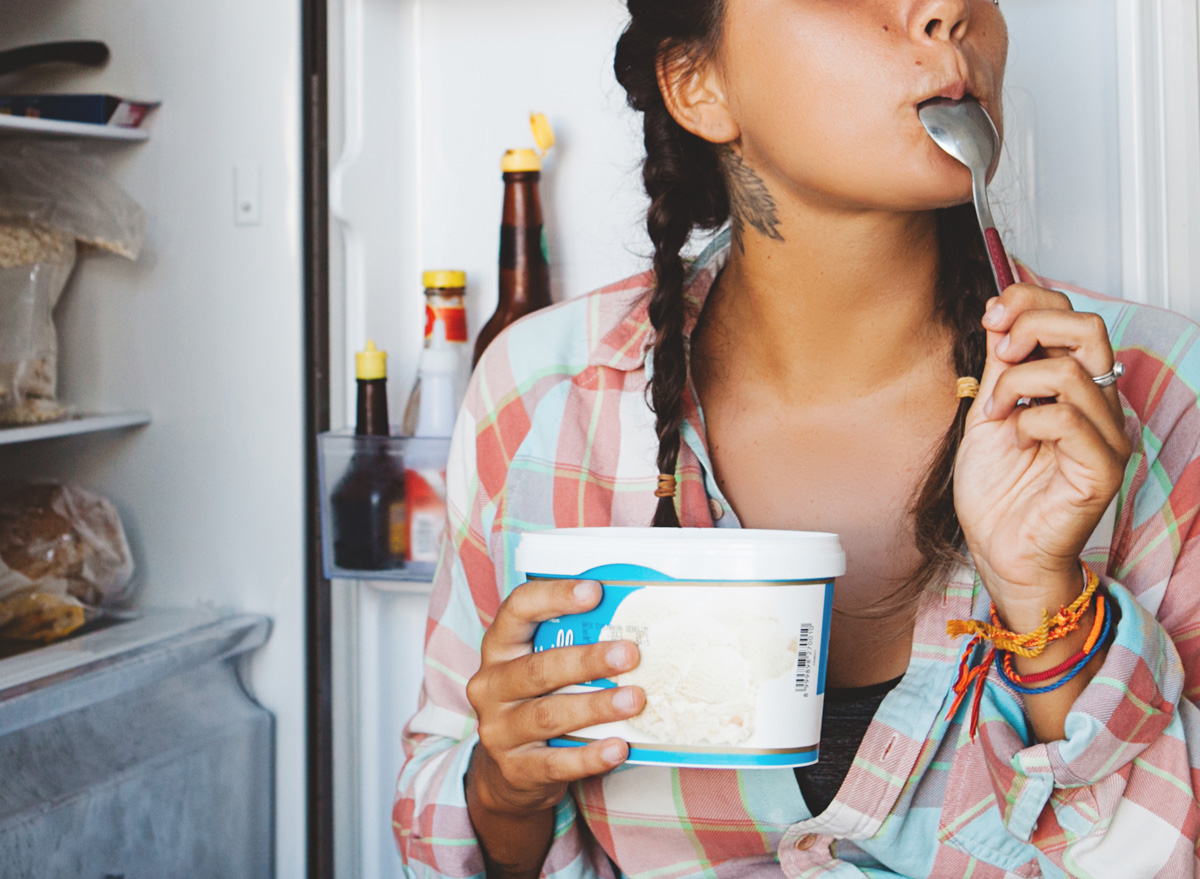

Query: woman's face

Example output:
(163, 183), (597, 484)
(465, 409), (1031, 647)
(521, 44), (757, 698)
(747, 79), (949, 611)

(713, 0), (1009, 213)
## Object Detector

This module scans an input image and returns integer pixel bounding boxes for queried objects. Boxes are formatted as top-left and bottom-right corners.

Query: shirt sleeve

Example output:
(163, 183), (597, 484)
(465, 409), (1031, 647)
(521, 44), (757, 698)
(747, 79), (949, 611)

(393, 340), (614, 879)
(977, 376), (1200, 875)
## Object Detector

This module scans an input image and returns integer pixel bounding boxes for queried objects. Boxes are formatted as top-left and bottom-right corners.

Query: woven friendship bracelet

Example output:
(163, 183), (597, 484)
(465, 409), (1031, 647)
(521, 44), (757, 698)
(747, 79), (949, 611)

(946, 564), (1100, 659)
(997, 602), (1114, 696)
(944, 562), (1100, 739)
(1000, 594), (1108, 685)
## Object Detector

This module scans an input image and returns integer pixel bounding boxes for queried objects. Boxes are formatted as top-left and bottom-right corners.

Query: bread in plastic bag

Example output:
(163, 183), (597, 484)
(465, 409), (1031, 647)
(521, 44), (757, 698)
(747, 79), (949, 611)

(0, 483), (135, 642)
(0, 593), (86, 643)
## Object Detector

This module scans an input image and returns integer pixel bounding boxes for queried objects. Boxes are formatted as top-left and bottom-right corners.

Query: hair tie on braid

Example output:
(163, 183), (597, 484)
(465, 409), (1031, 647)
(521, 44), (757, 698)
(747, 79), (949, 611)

(655, 474), (678, 499)
(956, 377), (980, 400)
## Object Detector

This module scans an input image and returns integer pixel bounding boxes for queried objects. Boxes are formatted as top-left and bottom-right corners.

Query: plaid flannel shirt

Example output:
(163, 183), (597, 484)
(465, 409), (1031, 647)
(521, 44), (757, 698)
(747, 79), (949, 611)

(394, 230), (1200, 878)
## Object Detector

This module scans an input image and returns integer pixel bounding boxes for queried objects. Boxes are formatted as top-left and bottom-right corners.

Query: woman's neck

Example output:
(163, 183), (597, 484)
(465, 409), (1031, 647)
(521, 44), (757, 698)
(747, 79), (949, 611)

(697, 204), (950, 406)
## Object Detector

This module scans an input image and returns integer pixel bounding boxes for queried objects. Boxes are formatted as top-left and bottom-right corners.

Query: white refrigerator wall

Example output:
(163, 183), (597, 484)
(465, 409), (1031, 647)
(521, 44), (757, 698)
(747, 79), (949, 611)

(331, 1), (1200, 877)
(0, 1), (308, 876)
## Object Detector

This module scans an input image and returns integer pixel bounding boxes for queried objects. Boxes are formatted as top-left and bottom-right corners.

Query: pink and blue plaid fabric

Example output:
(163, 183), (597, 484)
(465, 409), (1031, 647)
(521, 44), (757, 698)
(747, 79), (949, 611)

(394, 231), (1200, 878)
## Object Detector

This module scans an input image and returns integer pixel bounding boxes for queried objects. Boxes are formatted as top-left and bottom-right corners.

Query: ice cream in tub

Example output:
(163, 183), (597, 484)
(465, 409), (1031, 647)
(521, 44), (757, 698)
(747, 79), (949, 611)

(516, 527), (845, 769)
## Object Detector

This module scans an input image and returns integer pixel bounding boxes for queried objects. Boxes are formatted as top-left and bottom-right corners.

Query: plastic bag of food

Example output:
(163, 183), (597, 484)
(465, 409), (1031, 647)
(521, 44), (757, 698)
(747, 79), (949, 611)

(0, 141), (145, 259)
(0, 142), (144, 425)
(0, 483), (135, 643)
(0, 223), (76, 424)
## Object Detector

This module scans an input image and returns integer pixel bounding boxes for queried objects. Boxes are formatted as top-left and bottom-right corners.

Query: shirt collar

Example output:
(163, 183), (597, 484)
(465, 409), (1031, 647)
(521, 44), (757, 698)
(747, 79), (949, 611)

(590, 228), (733, 373)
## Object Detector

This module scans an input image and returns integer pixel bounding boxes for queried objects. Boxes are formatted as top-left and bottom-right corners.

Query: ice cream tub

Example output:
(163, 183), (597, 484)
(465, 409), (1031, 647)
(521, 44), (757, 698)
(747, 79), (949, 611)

(515, 527), (845, 769)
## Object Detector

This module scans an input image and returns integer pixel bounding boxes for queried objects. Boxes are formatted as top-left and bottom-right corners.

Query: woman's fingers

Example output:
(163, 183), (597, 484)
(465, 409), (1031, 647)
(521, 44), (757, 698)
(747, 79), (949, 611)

(1008, 402), (1128, 497)
(482, 579), (602, 666)
(490, 686), (646, 752)
(488, 640), (639, 703)
(501, 738), (631, 792)
(974, 285), (1075, 410)
(993, 308), (1112, 372)
(982, 285), (1074, 335)
(972, 285), (1124, 426)
(984, 357), (1130, 456)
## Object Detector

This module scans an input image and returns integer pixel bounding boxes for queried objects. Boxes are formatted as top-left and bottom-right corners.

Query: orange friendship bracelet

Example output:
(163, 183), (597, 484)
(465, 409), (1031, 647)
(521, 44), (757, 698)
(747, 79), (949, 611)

(944, 562), (1100, 739)
(946, 564), (1100, 659)
(1000, 594), (1108, 685)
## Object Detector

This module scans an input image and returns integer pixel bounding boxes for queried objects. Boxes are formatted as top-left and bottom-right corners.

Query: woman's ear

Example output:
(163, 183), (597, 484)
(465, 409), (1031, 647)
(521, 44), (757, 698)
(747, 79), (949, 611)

(657, 51), (740, 145)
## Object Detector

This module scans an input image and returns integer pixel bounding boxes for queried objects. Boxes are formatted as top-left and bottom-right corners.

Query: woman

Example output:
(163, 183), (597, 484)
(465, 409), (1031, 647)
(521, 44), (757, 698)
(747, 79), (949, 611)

(395, 1), (1200, 877)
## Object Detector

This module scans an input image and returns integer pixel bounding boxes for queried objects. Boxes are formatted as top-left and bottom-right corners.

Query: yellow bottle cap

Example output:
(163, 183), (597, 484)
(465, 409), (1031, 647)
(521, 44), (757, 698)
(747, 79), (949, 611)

(356, 339), (387, 380)
(501, 113), (555, 173)
(502, 149), (543, 173)
(422, 270), (467, 289)
(531, 112), (555, 155)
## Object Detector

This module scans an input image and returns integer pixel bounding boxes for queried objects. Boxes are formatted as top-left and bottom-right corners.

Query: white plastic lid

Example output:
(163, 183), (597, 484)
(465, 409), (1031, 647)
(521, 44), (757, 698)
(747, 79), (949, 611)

(515, 527), (845, 582)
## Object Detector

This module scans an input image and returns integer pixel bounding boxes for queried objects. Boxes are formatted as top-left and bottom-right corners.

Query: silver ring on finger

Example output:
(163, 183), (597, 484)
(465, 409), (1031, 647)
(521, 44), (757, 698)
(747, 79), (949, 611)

(1091, 361), (1125, 388)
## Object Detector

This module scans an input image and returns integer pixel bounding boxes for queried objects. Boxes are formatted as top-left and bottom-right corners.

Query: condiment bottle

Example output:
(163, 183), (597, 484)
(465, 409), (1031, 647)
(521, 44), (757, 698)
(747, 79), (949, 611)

(404, 346), (456, 565)
(331, 341), (406, 570)
(403, 270), (470, 436)
(473, 113), (555, 366)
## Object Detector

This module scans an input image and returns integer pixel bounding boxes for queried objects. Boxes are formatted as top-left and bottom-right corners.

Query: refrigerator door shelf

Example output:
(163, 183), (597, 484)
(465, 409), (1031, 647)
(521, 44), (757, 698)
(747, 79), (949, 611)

(318, 430), (451, 583)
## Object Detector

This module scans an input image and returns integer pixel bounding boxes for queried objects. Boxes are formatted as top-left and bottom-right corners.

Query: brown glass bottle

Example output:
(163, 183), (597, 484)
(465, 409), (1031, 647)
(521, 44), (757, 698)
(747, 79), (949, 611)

(473, 169), (552, 365)
(331, 341), (406, 570)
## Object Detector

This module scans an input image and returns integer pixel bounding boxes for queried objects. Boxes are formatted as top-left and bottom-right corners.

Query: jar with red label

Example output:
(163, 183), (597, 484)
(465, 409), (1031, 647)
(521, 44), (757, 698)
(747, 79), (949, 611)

(402, 270), (470, 436)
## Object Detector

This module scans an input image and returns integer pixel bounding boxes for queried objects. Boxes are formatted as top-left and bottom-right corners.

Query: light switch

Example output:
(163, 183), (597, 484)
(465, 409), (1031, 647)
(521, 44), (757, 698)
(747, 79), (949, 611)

(235, 163), (261, 226)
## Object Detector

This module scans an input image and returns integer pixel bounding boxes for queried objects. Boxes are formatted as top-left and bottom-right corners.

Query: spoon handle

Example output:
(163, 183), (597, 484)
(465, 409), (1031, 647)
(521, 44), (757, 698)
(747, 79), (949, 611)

(983, 227), (1016, 294)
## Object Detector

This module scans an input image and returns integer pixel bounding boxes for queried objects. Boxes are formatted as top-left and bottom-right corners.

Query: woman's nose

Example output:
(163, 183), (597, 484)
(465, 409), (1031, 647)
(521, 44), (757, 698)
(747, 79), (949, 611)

(911, 0), (971, 43)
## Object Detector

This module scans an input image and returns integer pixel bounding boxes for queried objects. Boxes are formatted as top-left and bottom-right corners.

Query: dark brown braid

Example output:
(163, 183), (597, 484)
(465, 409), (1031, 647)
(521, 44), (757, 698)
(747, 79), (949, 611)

(615, 1), (728, 527)
(614, 3), (995, 608)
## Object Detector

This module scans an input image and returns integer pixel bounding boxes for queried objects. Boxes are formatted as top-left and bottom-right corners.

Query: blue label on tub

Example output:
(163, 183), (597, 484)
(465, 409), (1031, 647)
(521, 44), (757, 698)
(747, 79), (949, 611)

(532, 583), (645, 689)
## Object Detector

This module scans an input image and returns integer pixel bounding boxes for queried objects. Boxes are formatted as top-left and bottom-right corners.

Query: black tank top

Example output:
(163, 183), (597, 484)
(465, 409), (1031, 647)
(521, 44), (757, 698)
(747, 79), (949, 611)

(794, 674), (904, 816)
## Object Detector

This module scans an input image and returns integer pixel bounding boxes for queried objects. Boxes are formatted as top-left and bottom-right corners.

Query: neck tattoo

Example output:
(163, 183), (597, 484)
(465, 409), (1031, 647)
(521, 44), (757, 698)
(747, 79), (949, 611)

(719, 146), (785, 253)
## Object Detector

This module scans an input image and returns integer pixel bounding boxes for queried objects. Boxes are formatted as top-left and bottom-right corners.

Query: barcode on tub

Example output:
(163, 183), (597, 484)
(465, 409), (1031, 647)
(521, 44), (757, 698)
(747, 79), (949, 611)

(795, 624), (815, 694)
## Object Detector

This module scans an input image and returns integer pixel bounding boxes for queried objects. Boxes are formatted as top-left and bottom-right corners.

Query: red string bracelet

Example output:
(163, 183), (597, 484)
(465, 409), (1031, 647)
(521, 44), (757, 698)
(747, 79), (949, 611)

(1000, 594), (1107, 685)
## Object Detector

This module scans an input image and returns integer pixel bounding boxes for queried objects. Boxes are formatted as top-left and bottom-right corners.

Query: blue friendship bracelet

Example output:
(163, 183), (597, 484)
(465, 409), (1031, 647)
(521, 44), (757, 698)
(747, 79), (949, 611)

(997, 602), (1114, 696)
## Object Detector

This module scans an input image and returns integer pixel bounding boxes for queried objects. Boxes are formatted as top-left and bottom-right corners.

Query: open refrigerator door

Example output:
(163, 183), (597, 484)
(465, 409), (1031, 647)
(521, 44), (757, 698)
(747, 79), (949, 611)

(326, 1), (1200, 877)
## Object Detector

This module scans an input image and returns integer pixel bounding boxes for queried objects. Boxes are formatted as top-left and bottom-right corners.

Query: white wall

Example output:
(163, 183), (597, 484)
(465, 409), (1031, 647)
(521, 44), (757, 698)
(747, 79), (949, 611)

(0, 1), (308, 875)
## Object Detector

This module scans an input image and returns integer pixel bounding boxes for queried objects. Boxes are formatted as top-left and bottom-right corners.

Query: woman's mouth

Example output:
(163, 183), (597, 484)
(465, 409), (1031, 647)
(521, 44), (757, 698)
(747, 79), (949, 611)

(916, 80), (975, 113)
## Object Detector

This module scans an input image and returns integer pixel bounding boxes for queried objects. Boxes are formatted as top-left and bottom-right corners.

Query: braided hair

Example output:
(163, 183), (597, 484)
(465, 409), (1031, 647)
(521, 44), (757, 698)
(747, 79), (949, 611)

(613, 1), (997, 607)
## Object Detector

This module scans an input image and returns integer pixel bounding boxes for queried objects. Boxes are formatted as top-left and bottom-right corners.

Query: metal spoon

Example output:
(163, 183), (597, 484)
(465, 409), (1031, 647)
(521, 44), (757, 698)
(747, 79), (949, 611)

(919, 97), (1015, 295)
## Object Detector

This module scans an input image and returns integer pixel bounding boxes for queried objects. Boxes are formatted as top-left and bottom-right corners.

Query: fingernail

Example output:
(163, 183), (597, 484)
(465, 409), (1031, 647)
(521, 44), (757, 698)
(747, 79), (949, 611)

(985, 302), (1006, 327)
(607, 642), (630, 668)
(984, 396), (995, 417)
(996, 334), (1011, 356)
(603, 743), (625, 764)
(613, 687), (637, 712)
(574, 581), (598, 602)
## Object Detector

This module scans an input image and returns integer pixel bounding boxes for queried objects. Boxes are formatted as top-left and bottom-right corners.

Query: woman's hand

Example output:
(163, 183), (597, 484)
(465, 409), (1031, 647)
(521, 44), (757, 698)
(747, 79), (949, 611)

(465, 579), (644, 817)
(954, 284), (1132, 630)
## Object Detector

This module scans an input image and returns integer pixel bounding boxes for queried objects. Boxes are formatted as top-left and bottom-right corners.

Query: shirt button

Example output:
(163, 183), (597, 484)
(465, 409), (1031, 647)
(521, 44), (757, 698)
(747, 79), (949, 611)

(794, 834), (817, 851)
(708, 497), (725, 521)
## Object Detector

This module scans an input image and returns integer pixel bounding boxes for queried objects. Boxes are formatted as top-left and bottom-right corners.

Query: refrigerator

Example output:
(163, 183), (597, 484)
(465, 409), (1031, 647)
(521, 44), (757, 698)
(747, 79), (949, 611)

(0, 0), (1196, 877)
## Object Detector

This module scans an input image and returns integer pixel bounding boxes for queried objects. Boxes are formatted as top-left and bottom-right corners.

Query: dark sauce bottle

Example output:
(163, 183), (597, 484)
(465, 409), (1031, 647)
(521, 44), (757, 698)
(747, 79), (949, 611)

(473, 114), (555, 366)
(331, 340), (406, 570)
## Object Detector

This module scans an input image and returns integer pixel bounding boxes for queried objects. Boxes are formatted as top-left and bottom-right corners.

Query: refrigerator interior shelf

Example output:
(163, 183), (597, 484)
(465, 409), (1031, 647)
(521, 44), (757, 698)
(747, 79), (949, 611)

(0, 411), (151, 446)
(0, 114), (150, 141)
